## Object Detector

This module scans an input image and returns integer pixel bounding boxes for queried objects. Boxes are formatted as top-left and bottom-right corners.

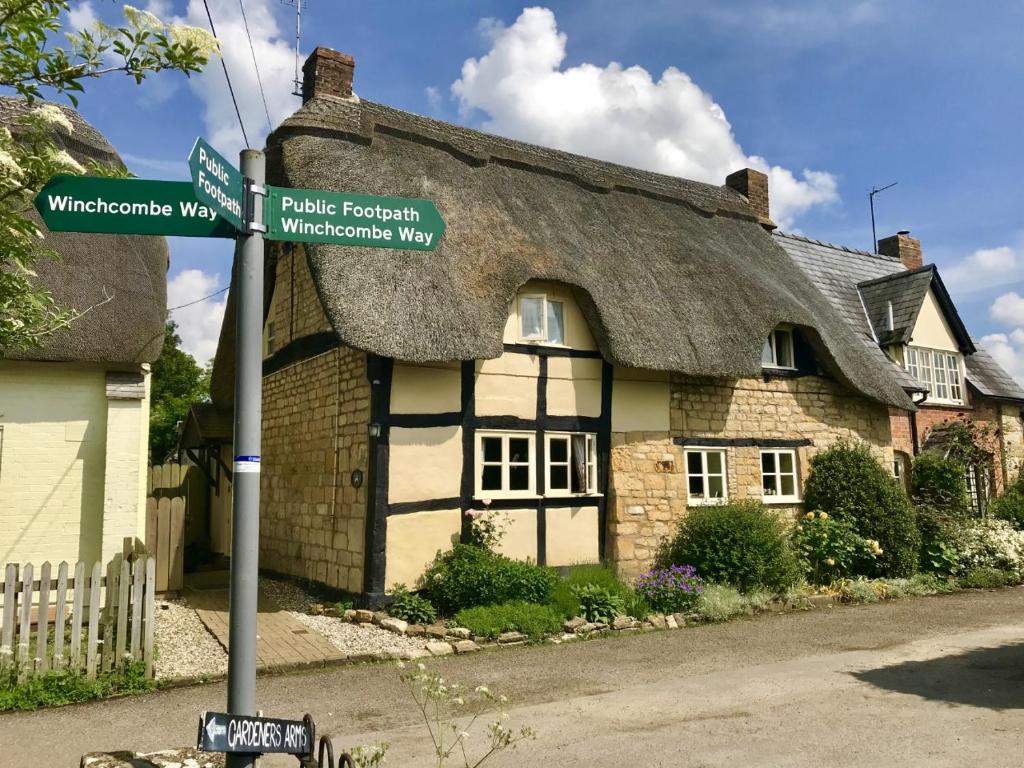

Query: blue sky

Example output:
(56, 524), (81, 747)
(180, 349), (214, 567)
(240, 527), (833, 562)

(54, 1), (1024, 380)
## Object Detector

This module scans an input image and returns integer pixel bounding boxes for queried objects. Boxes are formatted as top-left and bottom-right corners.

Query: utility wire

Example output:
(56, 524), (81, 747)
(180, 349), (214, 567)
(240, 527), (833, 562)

(167, 286), (229, 312)
(238, 0), (273, 132)
(201, 0), (251, 148)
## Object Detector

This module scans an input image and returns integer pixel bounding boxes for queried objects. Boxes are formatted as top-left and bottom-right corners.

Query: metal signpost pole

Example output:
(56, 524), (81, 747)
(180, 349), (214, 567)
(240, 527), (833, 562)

(226, 149), (266, 768)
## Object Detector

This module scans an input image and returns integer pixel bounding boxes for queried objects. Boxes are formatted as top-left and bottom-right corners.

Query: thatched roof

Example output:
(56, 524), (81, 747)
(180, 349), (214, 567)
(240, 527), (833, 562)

(213, 94), (915, 409)
(0, 97), (167, 364)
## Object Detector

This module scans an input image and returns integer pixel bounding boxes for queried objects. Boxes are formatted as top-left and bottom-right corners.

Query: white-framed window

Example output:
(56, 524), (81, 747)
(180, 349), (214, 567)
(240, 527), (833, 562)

(760, 449), (800, 502)
(762, 327), (795, 369)
(518, 294), (565, 345)
(265, 320), (278, 355)
(545, 433), (597, 496)
(685, 449), (728, 505)
(476, 431), (536, 498)
(904, 346), (964, 404)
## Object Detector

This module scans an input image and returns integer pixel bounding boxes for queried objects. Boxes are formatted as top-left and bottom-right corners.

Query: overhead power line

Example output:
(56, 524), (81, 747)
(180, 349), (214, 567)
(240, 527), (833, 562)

(238, 0), (273, 132)
(167, 286), (229, 312)
(201, 0), (251, 148)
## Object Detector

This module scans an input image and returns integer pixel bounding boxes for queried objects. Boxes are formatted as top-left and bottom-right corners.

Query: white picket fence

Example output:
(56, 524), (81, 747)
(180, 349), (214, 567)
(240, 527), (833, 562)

(0, 553), (157, 682)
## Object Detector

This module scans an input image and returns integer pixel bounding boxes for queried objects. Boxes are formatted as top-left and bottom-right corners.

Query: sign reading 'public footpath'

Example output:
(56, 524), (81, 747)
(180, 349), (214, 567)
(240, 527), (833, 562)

(265, 186), (446, 250)
(188, 137), (245, 231)
(198, 711), (312, 755)
(34, 175), (237, 238)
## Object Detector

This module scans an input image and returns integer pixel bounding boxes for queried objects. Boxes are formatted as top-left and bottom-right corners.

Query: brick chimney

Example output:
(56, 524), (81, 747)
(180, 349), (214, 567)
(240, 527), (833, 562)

(302, 47), (355, 103)
(725, 168), (775, 231)
(878, 230), (923, 270)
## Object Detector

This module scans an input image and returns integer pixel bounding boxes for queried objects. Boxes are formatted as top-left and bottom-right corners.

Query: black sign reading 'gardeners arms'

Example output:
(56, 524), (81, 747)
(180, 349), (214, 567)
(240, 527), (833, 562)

(198, 711), (312, 755)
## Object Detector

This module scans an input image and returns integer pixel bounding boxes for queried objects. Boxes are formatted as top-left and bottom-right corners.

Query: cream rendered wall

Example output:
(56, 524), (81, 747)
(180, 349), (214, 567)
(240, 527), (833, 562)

(475, 355), (538, 418)
(546, 506), (600, 566)
(911, 290), (959, 352)
(0, 361), (108, 566)
(612, 368), (670, 433)
(101, 371), (150, 561)
(547, 357), (602, 417)
(492, 509), (537, 562)
(388, 426), (462, 503)
(385, 508), (460, 589)
(391, 363), (461, 414)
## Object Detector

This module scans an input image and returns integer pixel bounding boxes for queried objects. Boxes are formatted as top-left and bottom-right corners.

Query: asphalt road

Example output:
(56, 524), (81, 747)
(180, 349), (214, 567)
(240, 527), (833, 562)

(3, 587), (1024, 767)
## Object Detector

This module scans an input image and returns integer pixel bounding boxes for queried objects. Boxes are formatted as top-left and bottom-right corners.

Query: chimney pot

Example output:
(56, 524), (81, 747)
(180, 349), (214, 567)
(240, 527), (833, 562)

(878, 231), (924, 270)
(302, 47), (355, 103)
(725, 168), (775, 231)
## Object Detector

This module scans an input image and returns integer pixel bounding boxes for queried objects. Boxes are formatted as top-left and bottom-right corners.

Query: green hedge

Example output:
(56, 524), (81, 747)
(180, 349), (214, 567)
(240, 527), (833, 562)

(803, 443), (920, 576)
(656, 500), (799, 592)
(420, 544), (558, 615)
(911, 453), (970, 516)
(990, 473), (1024, 531)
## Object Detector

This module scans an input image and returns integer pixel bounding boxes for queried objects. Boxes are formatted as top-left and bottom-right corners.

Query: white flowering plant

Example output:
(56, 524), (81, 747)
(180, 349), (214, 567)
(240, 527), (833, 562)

(0, 0), (215, 351)
(951, 519), (1024, 579)
(397, 662), (535, 768)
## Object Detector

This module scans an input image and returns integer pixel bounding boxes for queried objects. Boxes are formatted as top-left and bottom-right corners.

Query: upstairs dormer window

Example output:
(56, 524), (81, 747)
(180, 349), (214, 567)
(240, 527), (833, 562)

(519, 294), (565, 345)
(905, 347), (964, 405)
(762, 326), (795, 369)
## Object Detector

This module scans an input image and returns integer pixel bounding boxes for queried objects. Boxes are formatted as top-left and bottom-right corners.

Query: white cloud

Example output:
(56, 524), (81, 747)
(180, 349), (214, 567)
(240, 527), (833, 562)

(68, 1), (97, 32)
(981, 331), (1024, 387)
(171, 0), (301, 156)
(992, 292), (1024, 327)
(451, 7), (838, 228)
(167, 269), (227, 365)
(944, 244), (1022, 295)
(425, 85), (443, 114)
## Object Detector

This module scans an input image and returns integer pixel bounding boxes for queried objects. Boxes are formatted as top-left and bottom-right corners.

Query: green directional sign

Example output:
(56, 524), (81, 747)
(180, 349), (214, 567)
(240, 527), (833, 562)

(264, 186), (445, 250)
(34, 175), (238, 238)
(188, 137), (245, 231)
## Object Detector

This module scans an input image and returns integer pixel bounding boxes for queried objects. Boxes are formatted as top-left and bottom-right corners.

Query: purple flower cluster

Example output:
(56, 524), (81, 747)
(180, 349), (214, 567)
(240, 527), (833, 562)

(635, 565), (703, 613)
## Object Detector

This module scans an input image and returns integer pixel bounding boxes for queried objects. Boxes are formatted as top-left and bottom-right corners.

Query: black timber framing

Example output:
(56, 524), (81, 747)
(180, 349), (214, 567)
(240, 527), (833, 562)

(262, 331), (340, 376)
(362, 354), (393, 606)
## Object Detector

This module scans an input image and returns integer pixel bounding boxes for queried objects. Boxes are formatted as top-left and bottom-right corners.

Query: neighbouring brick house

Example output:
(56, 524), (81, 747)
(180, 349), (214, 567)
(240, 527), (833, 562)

(0, 97), (166, 566)
(203, 47), (978, 603)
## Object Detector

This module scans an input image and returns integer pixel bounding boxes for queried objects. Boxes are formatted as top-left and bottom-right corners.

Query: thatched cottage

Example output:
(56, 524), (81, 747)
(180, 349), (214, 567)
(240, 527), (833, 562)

(0, 97), (166, 566)
(202, 48), (1022, 602)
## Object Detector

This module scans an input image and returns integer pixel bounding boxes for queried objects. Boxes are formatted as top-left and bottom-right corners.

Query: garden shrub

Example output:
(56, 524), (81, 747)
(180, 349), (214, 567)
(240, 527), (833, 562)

(693, 585), (749, 622)
(915, 505), (964, 575)
(0, 662), (152, 712)
(950, 519), (1024, 580)
(960, 567), (1016, 589)
(420, 545), (558, 615)
(792, 511), (881, 584)
(387, 585), (437, 625)
(990, 473), (1024, 531)
(802, 443), (920, 576)
(454, 602), (562, 640)
(622, 588), (651, 620)
(656, 500), (799, 592)
(836, 577), (884, 604)
(573, 584), (623, 623)
(549, 564), (629, 618)
(911, 453), (970, 516)
(634, 565), (703, 614)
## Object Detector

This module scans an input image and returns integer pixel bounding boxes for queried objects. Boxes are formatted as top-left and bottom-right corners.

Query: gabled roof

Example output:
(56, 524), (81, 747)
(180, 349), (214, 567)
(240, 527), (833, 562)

(857, 266), (975, 352)
(0, 97), (167, 364)
(212, 94), (915, 410)
(776, 232), (1023, 403)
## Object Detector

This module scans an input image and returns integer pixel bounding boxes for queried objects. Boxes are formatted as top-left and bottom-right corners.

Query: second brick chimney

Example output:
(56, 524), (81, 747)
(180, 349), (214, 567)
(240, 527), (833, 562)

(302, 47), (355, 103)
(877, 230), (923, 270)
(725, 168), (775, 231)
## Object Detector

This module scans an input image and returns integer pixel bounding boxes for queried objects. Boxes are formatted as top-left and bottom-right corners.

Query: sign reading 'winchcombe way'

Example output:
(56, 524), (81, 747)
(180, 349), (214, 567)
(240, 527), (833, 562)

(188, 137), (244, 231)
(34, 175), (237, 238)
(264, 187), (445, 250)
(198, 711), (311, 755)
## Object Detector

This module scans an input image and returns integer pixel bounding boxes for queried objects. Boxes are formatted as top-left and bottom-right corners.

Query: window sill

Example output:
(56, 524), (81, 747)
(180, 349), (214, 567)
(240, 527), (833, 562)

(761, 366), (801, 379)
(688, 498), (729, 507)
(545, 492), (603, 499)
(761, 496), (802, 505)
(474, 494), (539, 502)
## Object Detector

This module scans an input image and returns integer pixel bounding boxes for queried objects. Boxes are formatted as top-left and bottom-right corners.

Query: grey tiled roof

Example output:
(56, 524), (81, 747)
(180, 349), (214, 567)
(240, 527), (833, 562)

(775, 232), (1024, 402)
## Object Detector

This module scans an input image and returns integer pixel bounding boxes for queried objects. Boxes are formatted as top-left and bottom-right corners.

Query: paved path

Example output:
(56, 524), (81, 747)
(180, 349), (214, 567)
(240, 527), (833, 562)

(186, 586), (345, 669)
(4, 587), (1024, 767)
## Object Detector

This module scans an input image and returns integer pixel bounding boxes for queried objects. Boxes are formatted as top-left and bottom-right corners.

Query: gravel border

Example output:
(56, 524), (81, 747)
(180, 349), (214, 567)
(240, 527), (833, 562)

(153, 599), (227, 681)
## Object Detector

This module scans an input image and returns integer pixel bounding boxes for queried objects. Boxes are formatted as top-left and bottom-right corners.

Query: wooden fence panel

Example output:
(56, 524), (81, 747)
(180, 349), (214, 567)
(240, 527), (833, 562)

(17, 563), (32, 682)
(70, 561), (85, 672)
(86, 562), (101, 680)
(101, 558), (117, 674)
(1, 563), (15, 672)
(143, 557), (156, 678)
(116, 558), (130, 666)
(53, 561), (68, 668)
(130, 556), (144, 658)
(36, 562), (51, 674)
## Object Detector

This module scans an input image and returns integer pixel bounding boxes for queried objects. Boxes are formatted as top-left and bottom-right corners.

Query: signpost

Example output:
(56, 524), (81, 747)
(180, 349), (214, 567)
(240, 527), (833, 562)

(34, 137), (446, 767)
(189, 137), (246, 231)
(35, 176), (237, 238)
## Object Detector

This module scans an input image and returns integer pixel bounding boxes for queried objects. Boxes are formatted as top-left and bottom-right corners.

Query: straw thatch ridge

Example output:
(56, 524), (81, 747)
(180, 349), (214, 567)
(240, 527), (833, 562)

(0, 96), (167, 364)
(213, 94), (915, 410)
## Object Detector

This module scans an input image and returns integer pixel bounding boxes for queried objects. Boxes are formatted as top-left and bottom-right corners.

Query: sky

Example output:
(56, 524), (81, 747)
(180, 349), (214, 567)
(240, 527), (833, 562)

(49, 1), (1024, 383)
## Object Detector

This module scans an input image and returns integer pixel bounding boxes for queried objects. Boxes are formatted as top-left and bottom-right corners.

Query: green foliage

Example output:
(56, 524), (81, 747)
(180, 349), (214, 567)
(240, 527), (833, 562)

(911, 453), (970, 516)
(549, 564), (628, 618)
(149, 322), (210, 461)
(792, 511), (880, 584)
(572, 584), (623, 623)
(693, 584), (749, 622)
(0, 1), (214, 352)
(656, 500), (800, 592)
(0, 661), (153, 712)
(420, 545), (557, 615)
(622, 589), (651, 621)
(837, 578), (882, 604)
(803, 443), (920, 576)
(465, 508), (509, 550)
(387, 585), (437, 625)
(915, 505), (964, 575)
(959, 567), (1017, 589)
(990, 473), (1024, 531)
(454, 602), (562, 640)
(634, 565), (703, 614)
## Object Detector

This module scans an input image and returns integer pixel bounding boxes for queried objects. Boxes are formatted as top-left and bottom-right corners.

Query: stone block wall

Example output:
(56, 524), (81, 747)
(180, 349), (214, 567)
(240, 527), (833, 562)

(609, 374), (894, 579)
(1001, 404), (1024, 485)
(261, 345), (369, 593)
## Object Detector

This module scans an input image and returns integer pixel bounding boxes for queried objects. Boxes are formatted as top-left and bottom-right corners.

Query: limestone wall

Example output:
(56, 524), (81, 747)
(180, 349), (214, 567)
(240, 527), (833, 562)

(1000, 403), (1024, 486)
